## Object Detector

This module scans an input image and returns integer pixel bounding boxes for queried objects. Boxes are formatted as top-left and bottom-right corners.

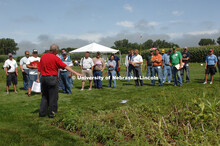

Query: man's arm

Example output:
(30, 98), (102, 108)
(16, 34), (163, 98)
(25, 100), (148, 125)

(179, 59), (183, 69)
(15, 67), (18, 76)
(5, 67), (8, 76)
(65, 66), (82, 76)
(118, 60), (120, 68)
(101, 64), (106, 72)
(27, 64), (38, 69)
(36, 72), (41, 83)
(20, 65), (24, 73)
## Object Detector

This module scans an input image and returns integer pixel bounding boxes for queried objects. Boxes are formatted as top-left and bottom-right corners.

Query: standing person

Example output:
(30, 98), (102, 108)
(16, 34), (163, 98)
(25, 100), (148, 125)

(3, 53), (18, 94)
(181, 47), (191, 83)
(161, 49), (165, 57)
(145, 50), (153, 79)
(37, 44), (82, 118)
(60, 51), (73, 94)
(162, 49), (172, 83)
(217, 51), (220, 73)
(151, 49), (163, 86)
(131, 49), (143, 86)
(80, 51), (94, 90)
(93, 52), (105, 89)
(125, 49), (134, 82)
(107, 55), (116, 88)
(19, 51), (30, 90)
(112, 53), (120, 77)
(203, 49), (217, 84)
(26, 49), (40, 97)
(169, 47), (183, 87)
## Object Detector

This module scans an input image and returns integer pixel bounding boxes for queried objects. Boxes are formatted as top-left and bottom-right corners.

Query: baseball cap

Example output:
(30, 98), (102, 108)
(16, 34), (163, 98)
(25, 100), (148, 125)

(184, 47), (188, 50)
(33, 49), (38, 53)
(97, 51), (101, 55)
(173, 46), (177, 49)
(210, 49), (214, 52)
(162, 49), (165, 53)
(8, 53), (12, 57)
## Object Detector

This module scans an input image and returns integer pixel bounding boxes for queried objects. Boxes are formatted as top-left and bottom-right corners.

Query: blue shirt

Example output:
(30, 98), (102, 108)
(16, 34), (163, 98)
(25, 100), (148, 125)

(113, 56), (120, 67)
(107, 60), (116, 70)
(205, 54), (217, 65)
(162, 53), (170, 65)
(182, 52), (190, 63)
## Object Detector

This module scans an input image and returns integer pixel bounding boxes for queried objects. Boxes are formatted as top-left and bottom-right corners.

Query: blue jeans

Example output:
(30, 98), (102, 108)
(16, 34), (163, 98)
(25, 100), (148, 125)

(115, 66), (120, 77)
(152, 66), (163, 86)
(22, 69), (30, 90)
(60, 71), (72, 94)
(146, 66), (153, 78)
(28, 74), (37, 89)
(172, 66), (182, 86)
(180, 64), (190, 82)
(126, 65), (133, 82)
(93, 70), (103, 88)
(67, 72), (73, 87)
(108, 70), (116, 88)
(163, 65), (172, 82)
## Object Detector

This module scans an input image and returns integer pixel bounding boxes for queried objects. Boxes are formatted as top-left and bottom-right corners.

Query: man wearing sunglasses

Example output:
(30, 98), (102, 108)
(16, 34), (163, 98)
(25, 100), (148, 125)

(20, 51), (30, 90)
(204, 49), (217, 84)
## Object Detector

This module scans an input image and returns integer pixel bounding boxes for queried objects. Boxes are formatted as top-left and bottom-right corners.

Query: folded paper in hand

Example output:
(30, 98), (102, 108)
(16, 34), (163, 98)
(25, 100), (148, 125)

(31, 81), (41, 93)
(175, 63), (185, 70)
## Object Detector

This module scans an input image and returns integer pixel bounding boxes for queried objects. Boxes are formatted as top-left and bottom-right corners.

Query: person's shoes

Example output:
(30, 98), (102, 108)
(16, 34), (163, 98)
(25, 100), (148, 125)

(15, 91), (18, 93)
(174, 84), (177, 86)
(203, 82), (207, 84)
(168, 81), (171, 83)
(48, 112), (56, 118)
(80, 88), (84, 91)
(162, 81), (165, 83)
(28, 93), (31, 97)
(179, 85), (182, 87)
(210, 82), (213, 84)
(88, 88), (92, 90)
(6, 91), (9, 94)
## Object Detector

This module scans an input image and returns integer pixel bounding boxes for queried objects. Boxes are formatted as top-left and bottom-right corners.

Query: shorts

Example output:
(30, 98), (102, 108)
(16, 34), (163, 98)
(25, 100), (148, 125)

(82, 70), (93, 80)
(6, 72), (17, 86)
(206, 65), (217, 75)
(28, 74), (38, 88)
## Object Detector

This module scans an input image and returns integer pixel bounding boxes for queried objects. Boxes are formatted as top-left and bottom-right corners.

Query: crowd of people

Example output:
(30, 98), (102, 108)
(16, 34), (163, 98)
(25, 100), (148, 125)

(2, 44), (220, 118)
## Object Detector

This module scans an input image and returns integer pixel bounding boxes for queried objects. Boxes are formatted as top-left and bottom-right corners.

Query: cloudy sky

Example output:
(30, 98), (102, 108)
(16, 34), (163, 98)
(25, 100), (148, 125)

(0, 0), (220, 55)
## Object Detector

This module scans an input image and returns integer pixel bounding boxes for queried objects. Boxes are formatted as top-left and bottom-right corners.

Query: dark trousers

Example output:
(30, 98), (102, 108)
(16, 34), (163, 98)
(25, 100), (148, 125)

(39, 76), (59, 117)
(93, 70), (103, 88)
(180, 64), (190, 82)
(133, 66), (143, 86)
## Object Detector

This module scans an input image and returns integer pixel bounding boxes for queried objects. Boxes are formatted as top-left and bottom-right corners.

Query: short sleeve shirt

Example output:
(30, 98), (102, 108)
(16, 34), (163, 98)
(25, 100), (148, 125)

(60, 57), (73, 71)
(132, 54), (143, 67)
(205, 54), (217, 65)
(170, 51), (183, 66)
(93, 57), (105, 71)
(80, 57), (94, 69)
(162, 53), (170, 65)
(151, 54), (162, 66)
(3, 59), (18, 73)
(146, 55), (153, 66)
(20, 56), (29, 70)
(26, 56), (41, 75)
(182, 52), (190, 64)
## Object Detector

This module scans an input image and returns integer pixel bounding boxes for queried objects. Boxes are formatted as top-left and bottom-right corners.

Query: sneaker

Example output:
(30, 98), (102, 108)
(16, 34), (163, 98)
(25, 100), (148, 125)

(88, 88), (92, 90)
(6, 91), (9, 94)
(203, 82), (207, 84)
(15, 91), (18, 93)
(210, 82), (213, 84)
(162, 81), (165, 83)
(80, 88), (84, 91)
(168, 81), (171, 83)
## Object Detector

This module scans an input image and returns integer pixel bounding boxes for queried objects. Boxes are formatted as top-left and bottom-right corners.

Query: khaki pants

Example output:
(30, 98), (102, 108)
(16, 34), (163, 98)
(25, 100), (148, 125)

(82, 70), (93, 80)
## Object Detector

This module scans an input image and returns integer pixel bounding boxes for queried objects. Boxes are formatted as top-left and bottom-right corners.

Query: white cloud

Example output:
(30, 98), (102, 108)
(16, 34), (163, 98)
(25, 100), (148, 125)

(148, 21), (160, 26)
(116, 21), (135, 28)
(57, 33), (103, 42)
(187, 29), (219, 35)
(169, 20), (184, 24)
(123, 4), (133, 12)
(172, 10), (184, 16)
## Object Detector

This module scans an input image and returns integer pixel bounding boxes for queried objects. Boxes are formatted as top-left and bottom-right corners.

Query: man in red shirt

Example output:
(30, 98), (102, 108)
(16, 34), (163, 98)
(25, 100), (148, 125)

(36, 44), (82, 118)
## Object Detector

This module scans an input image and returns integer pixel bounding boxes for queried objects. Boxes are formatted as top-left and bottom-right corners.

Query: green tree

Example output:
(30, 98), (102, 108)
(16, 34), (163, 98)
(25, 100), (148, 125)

(217, 37), (220, 45)
(0, 38), (19, 55)
(198, 38), (215, 46)
(143, 39), (153, 49)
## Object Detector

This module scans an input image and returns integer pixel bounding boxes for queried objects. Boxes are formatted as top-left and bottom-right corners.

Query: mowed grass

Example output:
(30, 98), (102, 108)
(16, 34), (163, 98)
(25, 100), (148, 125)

(0, 63), (220, 145)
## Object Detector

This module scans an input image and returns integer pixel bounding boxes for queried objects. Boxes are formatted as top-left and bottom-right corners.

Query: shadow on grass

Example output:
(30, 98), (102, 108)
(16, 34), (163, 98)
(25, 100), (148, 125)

(31, 109), (40, 114)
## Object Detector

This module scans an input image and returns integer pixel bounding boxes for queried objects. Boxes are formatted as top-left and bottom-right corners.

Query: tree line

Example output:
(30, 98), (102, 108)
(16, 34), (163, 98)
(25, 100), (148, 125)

(1, 37), (220, 55)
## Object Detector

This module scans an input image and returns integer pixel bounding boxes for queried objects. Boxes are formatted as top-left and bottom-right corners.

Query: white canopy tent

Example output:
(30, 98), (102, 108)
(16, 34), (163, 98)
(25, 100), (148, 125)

(69, 43), (121, 63)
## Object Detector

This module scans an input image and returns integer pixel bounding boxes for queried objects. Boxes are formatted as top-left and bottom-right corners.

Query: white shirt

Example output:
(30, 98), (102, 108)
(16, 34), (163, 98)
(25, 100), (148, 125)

(26, 56), (40, 75)
(132, 54), (143, 67)
(125, 55), (129, 67)
(80, 57), (94, 69)
(20, 56), (29, 70)
(3, 59), (18, 73)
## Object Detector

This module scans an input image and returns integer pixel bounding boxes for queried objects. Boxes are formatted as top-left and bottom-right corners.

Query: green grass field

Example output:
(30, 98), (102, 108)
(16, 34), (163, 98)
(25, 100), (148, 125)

(0, 63), (220, 145)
